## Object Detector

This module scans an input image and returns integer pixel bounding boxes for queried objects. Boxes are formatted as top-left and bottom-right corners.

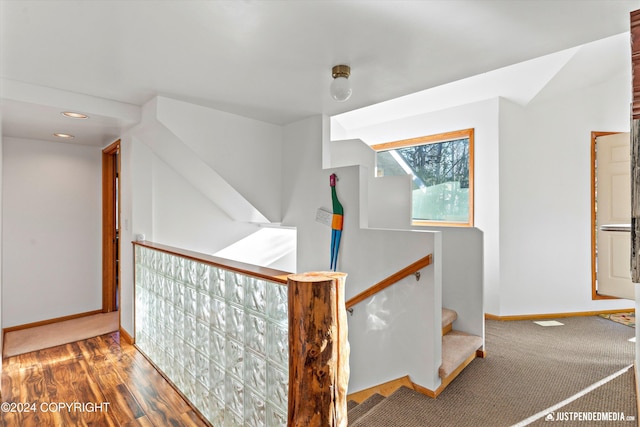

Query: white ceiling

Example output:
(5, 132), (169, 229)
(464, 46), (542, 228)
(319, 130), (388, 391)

(0, 0), (637, 147)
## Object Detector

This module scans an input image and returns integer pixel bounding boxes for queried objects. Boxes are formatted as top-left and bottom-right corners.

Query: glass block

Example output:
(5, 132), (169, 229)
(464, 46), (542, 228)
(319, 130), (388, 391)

(160, 252), (171, 276)
(185, 259), (198, 288)
(267, 322), (288, 368)
(184, 314), (196, 346)
(226, 338), (244, 380)
(266, 365), (288, 412)
(210, 267), (225, 298)
(150, 249), (160, 271)
(138, 267), (149, 290)
(246, 278), (267, 314)
(225, 271), (245, 305)
(195, 381), (211, 419)
(195, 349), (210, 387)
(245, 388), (267, 427)
(196, 262), (210, 293)
(184, 342), (196, 375)
(174, 280), (185, 310)
(165, 355), (177, 380)
(173, 332), (185, 355)
(210, 330), (225, 364)
(196, 320), (210, 351)
(167, 305), (184, 337)
(135, 266), (143, 289)
(165, 331), (175, 357)
(244, 350), (267, 395)
(211, 297), (226, 332)
(135, 248), (290, 427)
(266, 404), (287, 427)
(225, 375), (245, 423)
(157, 299), (166, 324)
(135, 244), (142, 263)
(172, 307), (184, 337)
(225, 409), (243, 427)
(246, 313), (266, 355)
(184, 371), (197, 404)
(173, 365), (186, 393)
(155, 329), (165, 352)
(226, 304), (244, 343)
(210, 362), (226, 403)
(267, 283), (288, 324)
(173, 256), (186, 284)
(207, 401), (224, 426)
(185, 287), (197, 316)
(161, 276), (172, 301)
(197, 292), (211, 324)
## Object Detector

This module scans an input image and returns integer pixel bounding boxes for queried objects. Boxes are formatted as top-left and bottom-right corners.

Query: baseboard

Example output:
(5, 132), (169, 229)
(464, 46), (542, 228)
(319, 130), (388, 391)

(485, 308), (634, 321)
(119, 327), (134, 345)
(3, 309), (104, 334)
(347, 375), (415, 403)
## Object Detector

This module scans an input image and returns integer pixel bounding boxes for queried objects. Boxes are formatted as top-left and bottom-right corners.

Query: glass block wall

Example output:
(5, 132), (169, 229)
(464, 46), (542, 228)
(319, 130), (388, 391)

(135, 245), (289, 426)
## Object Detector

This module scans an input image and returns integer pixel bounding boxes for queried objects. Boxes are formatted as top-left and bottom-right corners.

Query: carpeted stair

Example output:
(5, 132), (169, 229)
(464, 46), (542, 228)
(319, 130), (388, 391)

(440, 307), (483, 385)
(348, 386), (427, 427)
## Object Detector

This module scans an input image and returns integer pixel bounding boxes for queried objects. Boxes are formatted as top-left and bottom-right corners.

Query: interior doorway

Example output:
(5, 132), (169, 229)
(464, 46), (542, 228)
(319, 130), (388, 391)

(102, 139), (121, 313)
(591, 131), (634, 300)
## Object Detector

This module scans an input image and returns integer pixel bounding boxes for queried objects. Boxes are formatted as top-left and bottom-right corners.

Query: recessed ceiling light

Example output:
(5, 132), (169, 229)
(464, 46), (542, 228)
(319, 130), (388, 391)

(61, 111), (89, 119)
(53, 133), (75, 139)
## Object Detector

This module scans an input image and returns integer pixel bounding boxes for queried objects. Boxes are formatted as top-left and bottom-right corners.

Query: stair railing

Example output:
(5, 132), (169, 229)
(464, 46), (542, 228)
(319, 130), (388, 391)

(345, 253), (433, 313)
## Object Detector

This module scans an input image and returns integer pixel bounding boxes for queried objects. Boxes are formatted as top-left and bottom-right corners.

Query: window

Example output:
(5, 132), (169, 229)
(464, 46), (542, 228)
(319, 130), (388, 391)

(372, 128), (474, 227)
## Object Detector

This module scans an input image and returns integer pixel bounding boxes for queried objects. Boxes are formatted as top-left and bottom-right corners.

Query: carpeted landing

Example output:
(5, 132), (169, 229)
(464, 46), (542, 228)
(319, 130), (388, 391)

(348, 316), (636, 427)
(3, 311), (119, 357)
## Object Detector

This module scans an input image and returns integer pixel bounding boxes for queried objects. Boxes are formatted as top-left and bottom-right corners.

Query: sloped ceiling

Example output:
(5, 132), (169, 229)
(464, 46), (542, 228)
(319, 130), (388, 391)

(0, 1), (637, 146)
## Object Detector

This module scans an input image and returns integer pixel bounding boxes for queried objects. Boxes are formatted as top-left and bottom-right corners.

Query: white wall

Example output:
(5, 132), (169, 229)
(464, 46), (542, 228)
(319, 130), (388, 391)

(282, 116), (442, 393)
(339, 99), (500, 314)
(334, 65), (633, 317)
(2, 137), (102, 327)
(498, 75), (632, 315)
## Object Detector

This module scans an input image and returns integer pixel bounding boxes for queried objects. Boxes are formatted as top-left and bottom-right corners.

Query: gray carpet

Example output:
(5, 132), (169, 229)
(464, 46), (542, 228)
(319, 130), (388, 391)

(349, 316), (636, 427)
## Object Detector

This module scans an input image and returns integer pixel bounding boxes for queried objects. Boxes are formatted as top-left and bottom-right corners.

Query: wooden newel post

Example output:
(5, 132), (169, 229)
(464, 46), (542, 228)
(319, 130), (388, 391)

(287, 272), (349, 427)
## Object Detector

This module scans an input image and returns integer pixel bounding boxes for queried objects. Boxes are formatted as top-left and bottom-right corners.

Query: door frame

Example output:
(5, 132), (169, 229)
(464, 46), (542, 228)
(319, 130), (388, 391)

(591, 131), (621, 300)
(102, 139), (121, 312)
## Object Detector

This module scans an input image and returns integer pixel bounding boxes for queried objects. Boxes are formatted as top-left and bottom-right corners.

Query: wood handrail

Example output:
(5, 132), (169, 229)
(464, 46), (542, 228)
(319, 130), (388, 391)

(132, 240), (291, 284)
(345, 253), (433, 309)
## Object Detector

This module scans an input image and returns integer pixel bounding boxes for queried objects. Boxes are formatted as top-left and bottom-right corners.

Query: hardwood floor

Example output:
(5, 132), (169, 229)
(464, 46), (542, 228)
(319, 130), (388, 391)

(1, 332), (210, 426)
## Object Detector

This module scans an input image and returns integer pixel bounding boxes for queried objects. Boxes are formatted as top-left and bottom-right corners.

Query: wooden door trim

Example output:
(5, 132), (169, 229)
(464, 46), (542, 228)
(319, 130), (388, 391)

(102, 139), (121, 312)
(591, 131), (620, 300)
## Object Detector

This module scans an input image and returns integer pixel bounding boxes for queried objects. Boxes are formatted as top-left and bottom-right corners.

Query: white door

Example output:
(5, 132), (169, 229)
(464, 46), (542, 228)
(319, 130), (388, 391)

(596, 132), (634, 300)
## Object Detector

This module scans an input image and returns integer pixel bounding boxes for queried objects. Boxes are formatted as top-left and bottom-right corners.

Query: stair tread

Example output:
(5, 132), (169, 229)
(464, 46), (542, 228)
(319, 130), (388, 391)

(442, 307), (457, 328)
(348, 393), (386, 424)
(350, 387), (419, 427)
(440, 330), (482, 379)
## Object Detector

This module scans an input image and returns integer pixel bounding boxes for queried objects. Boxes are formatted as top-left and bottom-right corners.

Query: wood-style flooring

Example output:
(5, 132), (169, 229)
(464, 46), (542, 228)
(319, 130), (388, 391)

(1, 332), (209, 427)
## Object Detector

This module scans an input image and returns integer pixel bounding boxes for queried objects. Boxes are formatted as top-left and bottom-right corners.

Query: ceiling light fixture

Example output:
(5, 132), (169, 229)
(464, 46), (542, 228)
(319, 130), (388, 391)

(61, 111), (89, 119)
(330, 65), (352, 102)
(53, 133), (75, 139)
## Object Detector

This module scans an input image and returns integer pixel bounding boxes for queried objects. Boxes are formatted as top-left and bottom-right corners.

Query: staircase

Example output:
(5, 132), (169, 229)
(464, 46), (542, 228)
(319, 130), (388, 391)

(347, 307), (483, 404)
(348, 389), (414, 426)
(439, 307), (484, 393)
